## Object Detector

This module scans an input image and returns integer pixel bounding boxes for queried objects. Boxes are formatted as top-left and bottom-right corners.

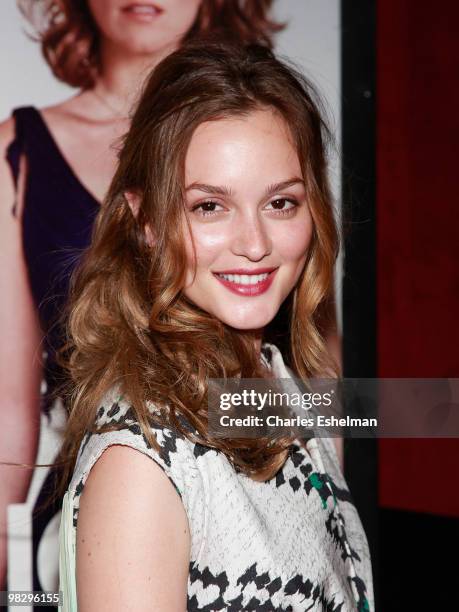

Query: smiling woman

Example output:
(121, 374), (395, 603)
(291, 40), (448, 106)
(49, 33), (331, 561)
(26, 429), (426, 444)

(52, 41), (374, 611)
(181, 111), (312, 332)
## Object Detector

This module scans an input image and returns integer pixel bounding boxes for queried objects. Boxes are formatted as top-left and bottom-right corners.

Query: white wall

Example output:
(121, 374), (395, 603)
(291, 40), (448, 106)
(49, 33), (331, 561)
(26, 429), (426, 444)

(0, 1), (74, 120)
(0, 0), (342, 329)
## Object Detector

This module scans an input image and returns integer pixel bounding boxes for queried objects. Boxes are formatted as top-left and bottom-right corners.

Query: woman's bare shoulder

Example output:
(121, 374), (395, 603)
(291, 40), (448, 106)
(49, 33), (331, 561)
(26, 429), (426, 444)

(0, 93), (82, 149)
(76, 444), (190, 611)
(0, 117), (18, 216)
(0, 116), (15, 151)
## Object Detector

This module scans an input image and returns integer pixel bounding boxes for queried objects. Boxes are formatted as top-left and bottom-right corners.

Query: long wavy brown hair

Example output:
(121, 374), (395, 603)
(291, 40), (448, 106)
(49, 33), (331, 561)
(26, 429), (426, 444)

(42, 40), (340, 503)
(17, 0), (284, 88)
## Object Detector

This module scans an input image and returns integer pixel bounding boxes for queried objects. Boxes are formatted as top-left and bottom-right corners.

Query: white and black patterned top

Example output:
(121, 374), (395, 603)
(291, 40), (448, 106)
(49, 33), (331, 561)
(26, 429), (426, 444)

(58, 343), (374, 611)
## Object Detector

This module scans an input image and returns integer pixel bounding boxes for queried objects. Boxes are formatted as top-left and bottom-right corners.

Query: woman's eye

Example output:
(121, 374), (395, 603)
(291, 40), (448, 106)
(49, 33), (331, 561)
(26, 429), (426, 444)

(265, 198), (298, 215)
(191, 200), (224, 217)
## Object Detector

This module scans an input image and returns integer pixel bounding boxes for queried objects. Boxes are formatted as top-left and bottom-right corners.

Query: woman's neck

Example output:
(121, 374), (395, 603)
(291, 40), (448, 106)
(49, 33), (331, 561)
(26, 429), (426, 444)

(93, 39), (178, 117)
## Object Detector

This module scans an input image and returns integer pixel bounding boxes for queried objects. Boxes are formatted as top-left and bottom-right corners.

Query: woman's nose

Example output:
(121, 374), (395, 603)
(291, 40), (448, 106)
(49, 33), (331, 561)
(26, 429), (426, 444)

(230, 213), (272, 261)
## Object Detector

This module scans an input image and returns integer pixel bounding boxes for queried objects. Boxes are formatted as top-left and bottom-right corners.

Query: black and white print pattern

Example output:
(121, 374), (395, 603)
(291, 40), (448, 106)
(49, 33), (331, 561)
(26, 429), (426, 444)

(61, 344), (374, 611)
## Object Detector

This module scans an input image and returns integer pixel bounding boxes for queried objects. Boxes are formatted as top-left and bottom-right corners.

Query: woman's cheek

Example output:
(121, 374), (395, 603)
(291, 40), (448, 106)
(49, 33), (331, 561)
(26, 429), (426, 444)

(276, 218), (313, 261)
(193, 226), (229, 263)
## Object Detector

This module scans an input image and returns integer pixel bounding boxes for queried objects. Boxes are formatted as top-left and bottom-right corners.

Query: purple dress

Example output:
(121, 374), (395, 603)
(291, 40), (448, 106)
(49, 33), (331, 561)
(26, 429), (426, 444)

(6, 106), (100, 609)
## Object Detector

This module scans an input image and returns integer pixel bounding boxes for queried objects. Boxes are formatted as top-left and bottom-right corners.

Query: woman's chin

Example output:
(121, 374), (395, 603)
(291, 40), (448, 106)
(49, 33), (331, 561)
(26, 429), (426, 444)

(219, 313), (275, 332)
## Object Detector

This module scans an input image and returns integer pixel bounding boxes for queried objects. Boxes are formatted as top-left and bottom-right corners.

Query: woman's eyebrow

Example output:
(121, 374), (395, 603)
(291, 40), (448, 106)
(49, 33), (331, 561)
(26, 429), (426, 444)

(185, 177), (304, 197)
(185, 182), (233, 196)
(263, 178), (305, 197)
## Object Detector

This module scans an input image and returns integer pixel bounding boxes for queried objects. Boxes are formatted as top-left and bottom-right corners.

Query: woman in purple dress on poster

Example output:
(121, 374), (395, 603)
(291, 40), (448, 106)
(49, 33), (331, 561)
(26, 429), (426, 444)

(0, 1), (284, 605)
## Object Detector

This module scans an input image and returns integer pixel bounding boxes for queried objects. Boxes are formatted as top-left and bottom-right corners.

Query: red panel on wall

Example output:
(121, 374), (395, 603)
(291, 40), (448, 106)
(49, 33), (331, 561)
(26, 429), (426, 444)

(377, 0), (459, 516)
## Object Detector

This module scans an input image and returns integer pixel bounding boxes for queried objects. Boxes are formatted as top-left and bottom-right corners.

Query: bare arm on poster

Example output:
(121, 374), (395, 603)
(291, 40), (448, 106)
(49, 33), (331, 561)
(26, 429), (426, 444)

(0, 118), (43, 590)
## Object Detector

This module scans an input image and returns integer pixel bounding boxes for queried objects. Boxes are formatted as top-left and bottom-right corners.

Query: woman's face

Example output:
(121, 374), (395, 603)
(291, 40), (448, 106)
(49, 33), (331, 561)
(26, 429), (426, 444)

(87, 1), (201, 57)
(182, 109), (314, 332)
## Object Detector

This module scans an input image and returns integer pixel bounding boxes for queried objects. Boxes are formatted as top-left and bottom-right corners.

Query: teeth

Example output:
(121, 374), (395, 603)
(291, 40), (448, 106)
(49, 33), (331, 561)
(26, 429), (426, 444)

(217, 273), (270, 285)
(126, 5), (159, 15)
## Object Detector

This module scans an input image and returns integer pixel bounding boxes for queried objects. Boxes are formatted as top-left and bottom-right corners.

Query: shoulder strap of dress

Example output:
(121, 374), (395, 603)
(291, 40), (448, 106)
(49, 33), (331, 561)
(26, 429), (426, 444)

(5, 106), (39, 216)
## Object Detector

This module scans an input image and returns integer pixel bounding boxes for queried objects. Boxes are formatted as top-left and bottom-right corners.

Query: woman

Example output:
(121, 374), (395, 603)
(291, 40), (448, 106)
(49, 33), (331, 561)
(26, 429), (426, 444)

(0, 0), (282, 595)
(57, 41), (373, 611)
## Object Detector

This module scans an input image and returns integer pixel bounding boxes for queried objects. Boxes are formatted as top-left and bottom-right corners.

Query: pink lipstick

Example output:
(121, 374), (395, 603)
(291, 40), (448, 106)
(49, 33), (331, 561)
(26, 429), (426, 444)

(212, 267), (278, 297)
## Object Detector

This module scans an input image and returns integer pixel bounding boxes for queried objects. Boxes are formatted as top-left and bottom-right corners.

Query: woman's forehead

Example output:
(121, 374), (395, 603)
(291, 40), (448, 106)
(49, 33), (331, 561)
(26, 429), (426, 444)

(184, 110), (301, 189)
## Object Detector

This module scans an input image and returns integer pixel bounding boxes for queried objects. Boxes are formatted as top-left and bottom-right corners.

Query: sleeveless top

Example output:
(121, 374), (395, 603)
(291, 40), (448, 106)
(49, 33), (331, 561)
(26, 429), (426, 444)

(59, 343), (374, 611)
(6, 106), (100, 416)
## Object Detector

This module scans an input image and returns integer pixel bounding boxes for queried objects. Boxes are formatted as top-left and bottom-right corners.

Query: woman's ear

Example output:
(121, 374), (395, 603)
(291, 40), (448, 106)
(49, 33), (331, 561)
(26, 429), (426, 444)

(124, 190), (155, 247)
(144, 225), (155, 248)
(124, 190), (142, 218)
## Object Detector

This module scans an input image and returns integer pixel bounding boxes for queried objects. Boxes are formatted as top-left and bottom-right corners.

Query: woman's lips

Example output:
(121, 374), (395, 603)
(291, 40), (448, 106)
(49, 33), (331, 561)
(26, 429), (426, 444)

(213, 269), (279, 296)
(121, 3), (163, 21)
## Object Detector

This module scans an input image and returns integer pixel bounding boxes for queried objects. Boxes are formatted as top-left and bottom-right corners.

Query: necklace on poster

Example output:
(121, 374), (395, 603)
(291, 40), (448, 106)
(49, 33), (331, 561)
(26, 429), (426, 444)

(91, 87), (129, 120)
